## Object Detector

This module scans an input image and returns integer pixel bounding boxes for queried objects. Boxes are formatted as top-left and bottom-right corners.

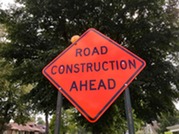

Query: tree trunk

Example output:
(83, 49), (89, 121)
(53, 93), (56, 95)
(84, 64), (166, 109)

(0, 122), (6, 134)
(0, 126), (4, 134)
(45, 112), (49, 134)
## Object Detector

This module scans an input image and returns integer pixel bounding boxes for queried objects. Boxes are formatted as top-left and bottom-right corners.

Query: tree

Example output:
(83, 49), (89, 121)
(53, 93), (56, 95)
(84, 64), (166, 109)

(0, 25), (33, 133)
(0, 59), (32, 133)
(158, 111), (179, 134)
(0, 0), (179, 133)
(37, 117), (45, 125)
(49, 108), (83, 134)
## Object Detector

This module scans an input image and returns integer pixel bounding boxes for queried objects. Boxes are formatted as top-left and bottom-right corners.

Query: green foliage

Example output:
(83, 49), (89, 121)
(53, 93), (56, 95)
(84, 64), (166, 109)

(74, 101), (127, 133)
(0, 59), (32, 132)
(0, 0), (179, 133)
(158, 111), (179, 134)
(164, 131), (173, 134)
(49, 115), (55, 134)
(49, 108), (84, 134)
(37, 117), (45, 125)
(0, 26), (33, 132)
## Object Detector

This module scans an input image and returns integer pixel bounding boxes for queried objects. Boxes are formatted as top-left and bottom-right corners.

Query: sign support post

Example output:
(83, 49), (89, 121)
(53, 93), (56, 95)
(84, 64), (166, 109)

(124, 87), (135, 134)
(54, 91), (63, 134)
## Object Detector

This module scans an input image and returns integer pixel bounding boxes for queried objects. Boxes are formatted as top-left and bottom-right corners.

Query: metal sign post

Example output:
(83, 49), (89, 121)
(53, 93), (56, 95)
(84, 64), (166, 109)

(54, 91), (63, 134)
(124, 87), (135, 134)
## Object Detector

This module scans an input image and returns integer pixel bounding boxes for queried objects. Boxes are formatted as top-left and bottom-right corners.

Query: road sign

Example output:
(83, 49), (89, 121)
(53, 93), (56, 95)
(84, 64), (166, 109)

(42, 28), (146, 123)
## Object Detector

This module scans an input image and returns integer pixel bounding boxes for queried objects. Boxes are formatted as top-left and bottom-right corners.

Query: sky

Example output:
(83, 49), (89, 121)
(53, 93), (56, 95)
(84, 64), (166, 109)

(0, 0), (179, 113)
(175, 102), (179, 110)
(0, 0), (16, 9)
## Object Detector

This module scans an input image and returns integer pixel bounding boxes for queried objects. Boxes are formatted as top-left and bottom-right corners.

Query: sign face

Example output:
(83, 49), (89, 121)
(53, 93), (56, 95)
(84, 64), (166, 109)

(42, 28), (146, 123)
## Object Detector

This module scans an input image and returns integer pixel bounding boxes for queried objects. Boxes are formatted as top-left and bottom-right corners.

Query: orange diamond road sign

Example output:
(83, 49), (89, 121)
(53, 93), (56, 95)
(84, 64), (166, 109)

(42, 28), (146, 123)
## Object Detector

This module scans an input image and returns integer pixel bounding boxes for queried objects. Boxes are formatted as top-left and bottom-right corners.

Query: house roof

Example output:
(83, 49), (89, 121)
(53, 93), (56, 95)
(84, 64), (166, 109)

(6, 122), (45, 133)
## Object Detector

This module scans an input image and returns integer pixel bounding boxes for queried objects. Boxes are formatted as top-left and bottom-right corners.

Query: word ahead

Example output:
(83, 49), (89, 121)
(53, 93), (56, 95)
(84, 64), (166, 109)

(42, 28), (146, 123)
(70, 78), (116, 92)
